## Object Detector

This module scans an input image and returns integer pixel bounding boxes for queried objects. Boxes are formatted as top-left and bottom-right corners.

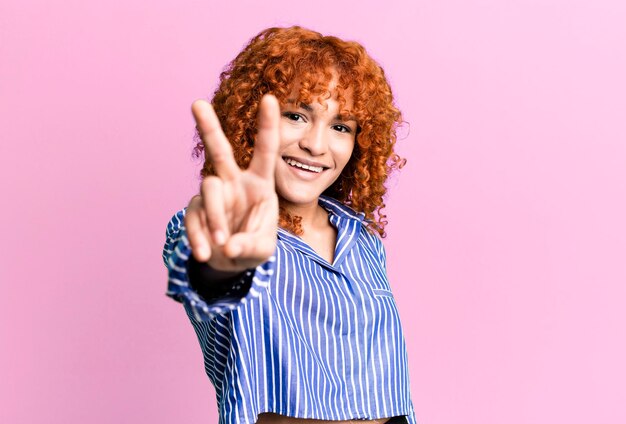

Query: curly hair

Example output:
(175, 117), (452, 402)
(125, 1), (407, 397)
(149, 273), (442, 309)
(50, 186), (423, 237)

(194, 26), (405, 237)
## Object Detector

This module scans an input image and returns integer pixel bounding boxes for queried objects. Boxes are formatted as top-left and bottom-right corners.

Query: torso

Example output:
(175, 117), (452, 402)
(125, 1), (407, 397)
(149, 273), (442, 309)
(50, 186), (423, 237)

(255, 207), (392, 424)
(168, 198), (414, 423)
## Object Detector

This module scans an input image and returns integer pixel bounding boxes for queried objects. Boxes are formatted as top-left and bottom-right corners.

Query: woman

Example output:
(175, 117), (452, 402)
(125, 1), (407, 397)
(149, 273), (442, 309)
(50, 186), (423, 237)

(163, 26), (416, 424)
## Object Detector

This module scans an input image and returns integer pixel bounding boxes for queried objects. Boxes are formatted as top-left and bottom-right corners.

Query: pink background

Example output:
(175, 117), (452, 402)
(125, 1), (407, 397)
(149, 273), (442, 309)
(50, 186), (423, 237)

(2, 0), (625, 423)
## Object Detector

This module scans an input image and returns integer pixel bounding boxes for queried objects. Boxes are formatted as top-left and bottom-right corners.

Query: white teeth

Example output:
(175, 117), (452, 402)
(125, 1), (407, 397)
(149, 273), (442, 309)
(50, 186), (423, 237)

(285, 158), (323, 173)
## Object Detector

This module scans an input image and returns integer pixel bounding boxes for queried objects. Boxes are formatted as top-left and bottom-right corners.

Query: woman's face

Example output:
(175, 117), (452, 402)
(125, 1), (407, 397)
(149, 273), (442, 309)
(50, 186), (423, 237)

(273, 82), (357, 210)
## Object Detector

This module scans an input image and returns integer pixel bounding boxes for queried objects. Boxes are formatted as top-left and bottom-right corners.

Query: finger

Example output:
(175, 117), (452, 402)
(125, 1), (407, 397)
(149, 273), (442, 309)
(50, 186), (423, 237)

(237, 196), (278, 234)
(191, 99), (240, 180)
(201, 176), (229, 246)
(223, 231), (276, 262)
(223, 198), (278, 260)
(248, 94), (280, 180)
(185, 197), (212, 262)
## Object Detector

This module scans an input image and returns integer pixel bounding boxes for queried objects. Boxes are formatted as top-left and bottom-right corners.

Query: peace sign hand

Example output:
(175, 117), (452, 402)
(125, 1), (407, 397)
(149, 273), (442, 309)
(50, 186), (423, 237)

(184, 95), (280, 274)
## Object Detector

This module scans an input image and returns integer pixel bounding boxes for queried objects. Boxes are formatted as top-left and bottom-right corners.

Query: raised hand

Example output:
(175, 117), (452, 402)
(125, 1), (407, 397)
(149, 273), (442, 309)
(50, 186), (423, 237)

(184, 95), (280, 273)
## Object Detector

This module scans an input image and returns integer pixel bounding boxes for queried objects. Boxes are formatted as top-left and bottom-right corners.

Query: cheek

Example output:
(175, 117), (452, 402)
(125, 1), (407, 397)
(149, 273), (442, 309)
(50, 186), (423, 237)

(337, 141), (355, 167)
(278, 124), (299, 150)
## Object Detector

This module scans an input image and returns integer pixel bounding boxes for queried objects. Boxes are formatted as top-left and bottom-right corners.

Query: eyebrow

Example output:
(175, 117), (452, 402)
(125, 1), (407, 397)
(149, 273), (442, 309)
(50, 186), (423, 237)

(285, 99), (357, 122)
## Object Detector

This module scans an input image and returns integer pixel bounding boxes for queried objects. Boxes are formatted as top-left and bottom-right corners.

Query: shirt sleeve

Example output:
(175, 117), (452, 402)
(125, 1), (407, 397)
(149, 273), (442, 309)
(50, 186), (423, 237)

(163, 209), (276, 321)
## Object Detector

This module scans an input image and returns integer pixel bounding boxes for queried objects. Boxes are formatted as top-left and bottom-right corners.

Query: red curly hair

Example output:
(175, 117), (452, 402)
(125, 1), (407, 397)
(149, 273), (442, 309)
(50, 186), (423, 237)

(194, 26), (405, 237)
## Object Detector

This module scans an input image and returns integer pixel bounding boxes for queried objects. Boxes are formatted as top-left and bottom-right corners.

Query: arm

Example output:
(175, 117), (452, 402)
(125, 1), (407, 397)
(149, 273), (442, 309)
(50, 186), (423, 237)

(163, 95), (280, 320)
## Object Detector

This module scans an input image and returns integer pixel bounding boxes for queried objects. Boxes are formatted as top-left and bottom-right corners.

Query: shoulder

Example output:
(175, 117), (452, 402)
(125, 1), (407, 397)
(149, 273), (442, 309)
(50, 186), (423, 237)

(358, 223), (386, 260)
(163, 209), (190, 265)
(318, 195), (364, 222)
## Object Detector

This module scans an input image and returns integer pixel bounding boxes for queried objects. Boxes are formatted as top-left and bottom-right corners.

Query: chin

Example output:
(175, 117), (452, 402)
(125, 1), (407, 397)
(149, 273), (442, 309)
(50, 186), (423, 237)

(277, 192), (321, 208)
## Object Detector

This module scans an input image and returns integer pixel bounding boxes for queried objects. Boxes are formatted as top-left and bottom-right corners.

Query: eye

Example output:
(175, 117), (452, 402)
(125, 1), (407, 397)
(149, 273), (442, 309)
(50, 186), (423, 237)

(283, 112), (305, 122)
(332, 124), (352, 134)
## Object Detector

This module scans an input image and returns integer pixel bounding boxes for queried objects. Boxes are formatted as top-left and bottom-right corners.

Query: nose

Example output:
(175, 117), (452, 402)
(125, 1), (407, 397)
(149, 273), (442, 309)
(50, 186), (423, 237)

(298, 124), (328, 156)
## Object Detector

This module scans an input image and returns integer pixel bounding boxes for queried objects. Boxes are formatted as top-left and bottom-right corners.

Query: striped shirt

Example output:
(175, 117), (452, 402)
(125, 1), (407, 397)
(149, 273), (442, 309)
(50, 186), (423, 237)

(164, 196), (416, 424)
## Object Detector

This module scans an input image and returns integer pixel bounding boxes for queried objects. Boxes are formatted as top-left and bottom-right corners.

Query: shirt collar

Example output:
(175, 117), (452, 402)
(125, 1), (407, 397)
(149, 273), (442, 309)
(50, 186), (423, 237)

(317, 195), (366, 222)
(276, 196), (365, 269)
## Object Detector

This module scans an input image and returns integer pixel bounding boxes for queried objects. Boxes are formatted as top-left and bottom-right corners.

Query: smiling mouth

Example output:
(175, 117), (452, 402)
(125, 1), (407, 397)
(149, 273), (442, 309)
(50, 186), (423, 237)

(284, 157), (326, 173)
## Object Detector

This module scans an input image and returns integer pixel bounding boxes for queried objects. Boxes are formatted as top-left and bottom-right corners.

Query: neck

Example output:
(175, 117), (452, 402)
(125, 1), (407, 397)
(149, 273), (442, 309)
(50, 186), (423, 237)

(280, 199), (328, 233)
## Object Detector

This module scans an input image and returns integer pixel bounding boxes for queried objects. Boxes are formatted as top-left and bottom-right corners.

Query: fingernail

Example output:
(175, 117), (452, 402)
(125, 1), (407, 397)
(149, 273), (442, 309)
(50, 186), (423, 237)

(213, 230), (226, 246)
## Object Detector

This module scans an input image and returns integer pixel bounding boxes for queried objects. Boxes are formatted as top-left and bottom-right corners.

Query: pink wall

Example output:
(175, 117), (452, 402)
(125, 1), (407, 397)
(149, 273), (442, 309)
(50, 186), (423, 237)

(2, 0), (625, 423)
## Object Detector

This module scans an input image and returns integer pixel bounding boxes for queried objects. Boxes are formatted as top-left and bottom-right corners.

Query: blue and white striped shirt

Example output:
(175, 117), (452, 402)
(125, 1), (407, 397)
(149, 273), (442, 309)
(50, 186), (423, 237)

(164, 196), (416, 424)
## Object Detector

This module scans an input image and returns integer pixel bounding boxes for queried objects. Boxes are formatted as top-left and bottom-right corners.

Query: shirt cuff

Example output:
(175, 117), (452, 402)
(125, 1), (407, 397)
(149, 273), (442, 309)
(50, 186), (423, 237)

(187, 256), (254, 301)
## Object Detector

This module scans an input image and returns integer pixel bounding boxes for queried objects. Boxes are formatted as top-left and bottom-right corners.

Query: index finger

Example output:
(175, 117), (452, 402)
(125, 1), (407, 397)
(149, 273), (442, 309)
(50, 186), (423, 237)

(192, 100), (240, 180)
(248, 95), (280, 180)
